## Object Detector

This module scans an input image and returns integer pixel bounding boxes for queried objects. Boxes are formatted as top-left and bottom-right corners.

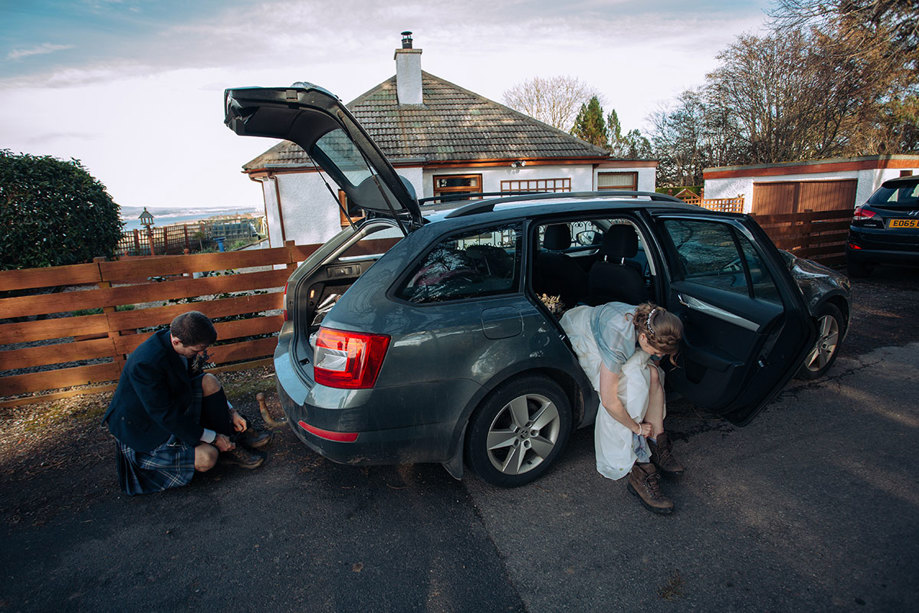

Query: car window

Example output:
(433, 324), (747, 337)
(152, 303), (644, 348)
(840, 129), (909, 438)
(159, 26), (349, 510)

(395, 223), (521, 303)
(868, 181), (919, 205)
(662, 219), (780, 303)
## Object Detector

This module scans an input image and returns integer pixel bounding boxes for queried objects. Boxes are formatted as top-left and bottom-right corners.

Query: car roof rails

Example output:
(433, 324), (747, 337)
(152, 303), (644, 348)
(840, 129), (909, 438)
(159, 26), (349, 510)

(444, 191), (686, 219)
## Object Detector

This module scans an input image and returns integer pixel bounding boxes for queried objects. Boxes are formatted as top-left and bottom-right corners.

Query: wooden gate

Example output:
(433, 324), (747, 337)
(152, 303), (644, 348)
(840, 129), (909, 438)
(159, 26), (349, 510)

(752, 180), (857, 215)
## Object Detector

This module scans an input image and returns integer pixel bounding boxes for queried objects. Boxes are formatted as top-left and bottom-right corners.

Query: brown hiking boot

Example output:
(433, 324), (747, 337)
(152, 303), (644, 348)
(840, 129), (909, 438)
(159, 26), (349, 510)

(627, 462), (674, 514)
(220, 446), (265, 470)
(648, 432), (684, 477)
(235, 427), (273, 450)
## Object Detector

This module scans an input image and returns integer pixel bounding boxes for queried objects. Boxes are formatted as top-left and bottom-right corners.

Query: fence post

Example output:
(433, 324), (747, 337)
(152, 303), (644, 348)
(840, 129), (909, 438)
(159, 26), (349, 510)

(133, 229), (141, 254)
(285, 240), (298, 272)
(94, 257), (127, 377)
(163, 226), (169, 255)
(184, 225), (190, 252)
(801, 209), (813, 255)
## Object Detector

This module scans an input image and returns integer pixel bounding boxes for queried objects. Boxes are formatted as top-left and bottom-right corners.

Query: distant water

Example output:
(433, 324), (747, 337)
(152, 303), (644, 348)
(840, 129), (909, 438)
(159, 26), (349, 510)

(120, 205), (260, 232)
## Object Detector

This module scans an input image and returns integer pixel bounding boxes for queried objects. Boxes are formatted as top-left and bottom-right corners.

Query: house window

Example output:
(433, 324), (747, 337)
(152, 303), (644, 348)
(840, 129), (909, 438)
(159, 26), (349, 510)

(433, 174), (482, 199)
(597, 172), (638, 191)
(500, 178), (571, 193)
(338, 190), (365, 227)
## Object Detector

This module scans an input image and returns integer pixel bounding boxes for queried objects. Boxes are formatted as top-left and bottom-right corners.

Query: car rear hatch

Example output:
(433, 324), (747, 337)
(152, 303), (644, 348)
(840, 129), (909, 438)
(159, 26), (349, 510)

(224, 83), (423, 232)
(225, 84), (424, 387)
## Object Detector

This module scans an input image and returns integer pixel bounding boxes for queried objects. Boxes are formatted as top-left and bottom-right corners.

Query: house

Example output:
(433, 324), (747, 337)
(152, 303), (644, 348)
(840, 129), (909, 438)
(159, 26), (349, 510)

(241, 33), (657, 247)
(703, 155), (919, 215)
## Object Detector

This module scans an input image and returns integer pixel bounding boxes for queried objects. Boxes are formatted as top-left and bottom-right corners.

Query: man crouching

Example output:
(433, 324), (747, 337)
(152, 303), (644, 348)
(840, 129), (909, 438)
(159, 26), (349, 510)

(103, 310), (270, 495)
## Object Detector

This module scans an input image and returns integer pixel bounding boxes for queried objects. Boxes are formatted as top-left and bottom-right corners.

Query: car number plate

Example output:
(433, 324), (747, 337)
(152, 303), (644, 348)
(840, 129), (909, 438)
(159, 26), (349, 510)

(889, 219), (919, 229)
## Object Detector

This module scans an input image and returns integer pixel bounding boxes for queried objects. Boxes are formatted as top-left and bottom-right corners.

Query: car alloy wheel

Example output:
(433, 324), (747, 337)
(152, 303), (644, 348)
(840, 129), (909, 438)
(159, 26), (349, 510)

(466, 376), (572, 487)
(798, 303), (844, 380)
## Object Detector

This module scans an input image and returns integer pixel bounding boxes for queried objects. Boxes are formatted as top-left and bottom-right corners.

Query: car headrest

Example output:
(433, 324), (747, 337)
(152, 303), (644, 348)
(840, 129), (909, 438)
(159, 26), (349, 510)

(543, 224), (571, 251)
(600, 225), (638, 261)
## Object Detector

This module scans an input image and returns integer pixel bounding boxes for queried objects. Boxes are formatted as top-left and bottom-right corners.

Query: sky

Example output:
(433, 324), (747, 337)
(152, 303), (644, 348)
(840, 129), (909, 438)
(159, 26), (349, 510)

(0, 0), (773, 211)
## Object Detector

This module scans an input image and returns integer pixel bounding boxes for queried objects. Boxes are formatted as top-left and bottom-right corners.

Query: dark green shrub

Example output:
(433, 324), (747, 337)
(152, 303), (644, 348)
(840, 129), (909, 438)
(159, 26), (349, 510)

(0, 150), (123, 270)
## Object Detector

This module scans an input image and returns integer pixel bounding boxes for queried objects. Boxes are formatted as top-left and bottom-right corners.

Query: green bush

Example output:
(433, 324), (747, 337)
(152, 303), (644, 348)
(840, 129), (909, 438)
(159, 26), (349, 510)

(0, 150), (123, 270)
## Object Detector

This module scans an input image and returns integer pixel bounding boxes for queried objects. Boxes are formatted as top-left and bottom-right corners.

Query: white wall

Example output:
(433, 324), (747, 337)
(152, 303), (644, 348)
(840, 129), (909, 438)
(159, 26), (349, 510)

(261, 162), (660, 247)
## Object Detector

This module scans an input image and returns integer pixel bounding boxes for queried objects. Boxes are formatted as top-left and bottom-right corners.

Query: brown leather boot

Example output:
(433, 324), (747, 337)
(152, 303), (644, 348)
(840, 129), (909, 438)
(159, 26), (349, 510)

(648, 432), (684, 477)
(219, 446), (265, 470)
(627, 462), (674, 514)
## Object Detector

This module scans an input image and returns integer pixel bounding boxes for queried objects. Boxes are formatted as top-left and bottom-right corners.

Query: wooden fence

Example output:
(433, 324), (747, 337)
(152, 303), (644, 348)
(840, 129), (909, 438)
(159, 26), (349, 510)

(681, 195), (745, 213)
(751, 208), (852, 267)
(0, 242), (317, 407)
(116, 225), (201, 256)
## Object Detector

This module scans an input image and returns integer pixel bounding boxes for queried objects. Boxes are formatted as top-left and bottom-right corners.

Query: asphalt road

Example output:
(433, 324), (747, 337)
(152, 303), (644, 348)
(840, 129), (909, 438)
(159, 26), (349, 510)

(2, 265), (918, 612)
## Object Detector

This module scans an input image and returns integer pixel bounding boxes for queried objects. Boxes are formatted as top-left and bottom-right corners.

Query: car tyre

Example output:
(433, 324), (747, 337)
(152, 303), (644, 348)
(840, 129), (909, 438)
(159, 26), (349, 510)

(466, 376), (572, 487)
(797, 303), (845, 380)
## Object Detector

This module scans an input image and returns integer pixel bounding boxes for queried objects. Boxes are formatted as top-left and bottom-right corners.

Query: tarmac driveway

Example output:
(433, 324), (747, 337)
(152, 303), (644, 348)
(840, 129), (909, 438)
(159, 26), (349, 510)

(1, 265), (918, 611)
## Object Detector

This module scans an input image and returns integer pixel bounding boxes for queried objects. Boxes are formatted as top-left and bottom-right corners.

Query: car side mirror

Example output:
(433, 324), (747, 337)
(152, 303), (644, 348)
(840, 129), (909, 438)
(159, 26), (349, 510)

(576, 230), (600, 246)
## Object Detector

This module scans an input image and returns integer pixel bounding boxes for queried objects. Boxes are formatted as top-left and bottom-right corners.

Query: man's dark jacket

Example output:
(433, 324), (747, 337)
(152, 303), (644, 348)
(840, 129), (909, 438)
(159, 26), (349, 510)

(103, 329), (203, 452)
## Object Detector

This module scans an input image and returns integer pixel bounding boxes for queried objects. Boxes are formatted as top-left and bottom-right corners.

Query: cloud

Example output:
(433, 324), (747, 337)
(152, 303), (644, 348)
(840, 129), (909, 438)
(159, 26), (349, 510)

(7, 43), (75, 61)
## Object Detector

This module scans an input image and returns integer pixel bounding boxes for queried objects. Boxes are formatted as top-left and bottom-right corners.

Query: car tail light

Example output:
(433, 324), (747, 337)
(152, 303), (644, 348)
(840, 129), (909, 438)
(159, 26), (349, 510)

(313, 327), (391, 389)
(852, 206), (875, 221)
(851, 206), (883, 228)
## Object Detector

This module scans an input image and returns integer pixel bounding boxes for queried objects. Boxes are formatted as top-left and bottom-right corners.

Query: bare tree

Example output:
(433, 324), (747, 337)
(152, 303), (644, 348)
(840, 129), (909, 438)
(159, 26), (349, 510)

(771, 0), (918, 71)
(771, 0), (919, 153)
(502, 76), (597, 131)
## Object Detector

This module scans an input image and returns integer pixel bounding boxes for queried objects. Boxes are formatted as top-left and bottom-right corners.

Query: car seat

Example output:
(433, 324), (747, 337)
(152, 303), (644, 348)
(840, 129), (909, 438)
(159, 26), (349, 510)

(533, 224), (587, 310)
(587, 225), (646, 305)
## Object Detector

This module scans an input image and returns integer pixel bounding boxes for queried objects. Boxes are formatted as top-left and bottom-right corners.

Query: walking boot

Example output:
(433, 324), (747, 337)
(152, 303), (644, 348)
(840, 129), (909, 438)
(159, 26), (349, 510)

(235, 427), (273, 450)
(219, 445), (265, 469)
(627, 462), (674, 515)
(648, 432), (684, 477)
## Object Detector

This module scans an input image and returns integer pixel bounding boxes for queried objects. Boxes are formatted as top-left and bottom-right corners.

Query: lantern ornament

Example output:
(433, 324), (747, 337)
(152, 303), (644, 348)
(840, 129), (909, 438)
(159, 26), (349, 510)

(138, 207), (155, 230)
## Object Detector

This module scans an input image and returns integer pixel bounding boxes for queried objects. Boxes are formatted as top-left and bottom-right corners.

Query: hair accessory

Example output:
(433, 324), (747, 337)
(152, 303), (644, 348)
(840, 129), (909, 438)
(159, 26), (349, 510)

(646, 308), (657, 335)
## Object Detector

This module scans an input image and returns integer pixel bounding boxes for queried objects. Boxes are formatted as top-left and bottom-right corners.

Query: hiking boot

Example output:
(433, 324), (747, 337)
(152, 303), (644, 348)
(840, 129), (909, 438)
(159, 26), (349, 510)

(627, 462), (674, 515)
(220, 446), (265, 470)
(648, 432), (684, 477)
(235, 428), (273, 450)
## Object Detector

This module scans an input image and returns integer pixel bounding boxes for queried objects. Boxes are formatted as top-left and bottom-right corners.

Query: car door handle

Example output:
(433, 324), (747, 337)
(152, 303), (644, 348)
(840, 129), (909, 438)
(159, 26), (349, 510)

(677, 293), (760, 332)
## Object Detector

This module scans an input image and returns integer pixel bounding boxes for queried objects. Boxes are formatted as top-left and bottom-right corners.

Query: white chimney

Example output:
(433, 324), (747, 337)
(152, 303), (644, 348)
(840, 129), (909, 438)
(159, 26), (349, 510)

(394, 31), (423, 105)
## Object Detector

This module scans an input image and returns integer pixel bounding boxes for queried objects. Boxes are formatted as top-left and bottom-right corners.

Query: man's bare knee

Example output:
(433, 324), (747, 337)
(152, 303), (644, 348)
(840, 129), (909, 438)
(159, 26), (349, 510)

(201, 373), (222, 397)
(195, 444), (218, 471)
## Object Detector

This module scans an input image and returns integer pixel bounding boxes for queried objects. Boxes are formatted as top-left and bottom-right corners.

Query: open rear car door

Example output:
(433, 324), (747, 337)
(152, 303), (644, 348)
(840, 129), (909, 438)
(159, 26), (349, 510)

(650, 212), (816, 425)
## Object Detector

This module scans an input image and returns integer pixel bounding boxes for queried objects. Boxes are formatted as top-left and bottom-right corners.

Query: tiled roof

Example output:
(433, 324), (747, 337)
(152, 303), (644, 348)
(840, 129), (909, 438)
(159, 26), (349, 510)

(243, 72), (610, 170)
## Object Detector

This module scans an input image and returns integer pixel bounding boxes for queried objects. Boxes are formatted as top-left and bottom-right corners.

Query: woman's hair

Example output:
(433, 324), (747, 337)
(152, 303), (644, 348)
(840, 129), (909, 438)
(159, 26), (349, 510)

(631, 302), (682, 356)
(170, 311), (217, 346)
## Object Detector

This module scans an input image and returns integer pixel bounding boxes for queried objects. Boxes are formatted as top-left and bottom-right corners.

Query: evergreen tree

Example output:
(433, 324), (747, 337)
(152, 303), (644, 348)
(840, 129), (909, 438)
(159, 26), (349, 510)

(571, 97), (610, 149)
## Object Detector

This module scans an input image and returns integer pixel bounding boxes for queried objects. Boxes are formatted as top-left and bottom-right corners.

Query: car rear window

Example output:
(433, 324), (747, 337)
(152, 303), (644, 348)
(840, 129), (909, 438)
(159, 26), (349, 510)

(868, 181), (919, 207)
(395, 223), (522, 303)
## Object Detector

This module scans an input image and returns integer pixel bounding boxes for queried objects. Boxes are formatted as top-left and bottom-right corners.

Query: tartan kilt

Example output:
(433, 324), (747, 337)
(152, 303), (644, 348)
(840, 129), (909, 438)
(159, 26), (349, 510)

(116, 436), (195, 496)
(114, 378), (203, 496)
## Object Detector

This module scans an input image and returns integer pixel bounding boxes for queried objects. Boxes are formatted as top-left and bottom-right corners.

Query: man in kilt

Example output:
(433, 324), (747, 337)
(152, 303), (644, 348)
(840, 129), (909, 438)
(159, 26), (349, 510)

(103, 311), (270, 495)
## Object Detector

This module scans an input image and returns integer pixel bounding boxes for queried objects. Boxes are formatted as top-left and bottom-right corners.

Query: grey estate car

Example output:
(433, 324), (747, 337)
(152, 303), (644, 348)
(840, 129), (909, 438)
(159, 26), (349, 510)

(224, 84), (851, 487)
